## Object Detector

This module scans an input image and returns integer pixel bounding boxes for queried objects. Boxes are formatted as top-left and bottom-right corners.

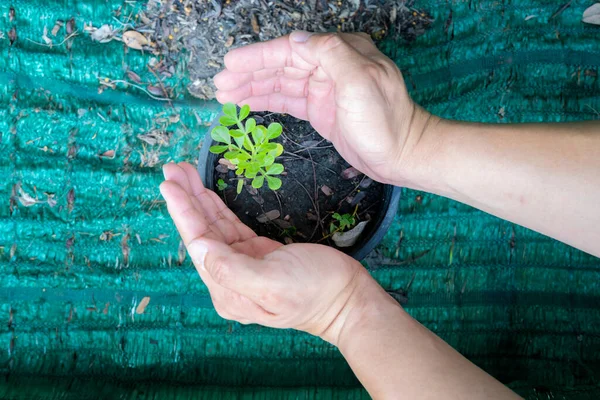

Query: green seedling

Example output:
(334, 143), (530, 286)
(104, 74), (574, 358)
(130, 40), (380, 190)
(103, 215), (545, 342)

(216, 179), (228, 191)
(210, 103), (285, 194)
(329, 213), (356, 234)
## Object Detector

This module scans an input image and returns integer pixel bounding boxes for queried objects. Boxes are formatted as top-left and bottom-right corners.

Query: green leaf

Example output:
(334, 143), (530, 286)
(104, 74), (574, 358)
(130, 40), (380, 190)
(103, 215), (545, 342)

(223, 103), (237, 119)
(217, 179), (228, 191)
(254, 153), (266, 165)
(329, 223), (337, 233)
(267, 123), (282, 139)
(239, 104), (250, 121)
(224, 151), (240, 161)
(229, 129), (245, 138)
(233, 136), (245, 148)
(219, 115), (237, 126)
(263, 154), (275, 167)
(235, 168), (244, 176)
(236, 179), (244, 194)
(209, 145), (228, 154)
(251, 125), (265, 144)
(245, 118), (256, 133)
(332, 213), (342, 221)
(251, 175), (265, 189)
(261, 143), (278, 152)
(243, 136), (253, 151)
(211, 126), (231, 144)
(268, 143), (284, 158)
(266, 176), (282, 191)
(236, 152), (250, 161)
(266, 163), (284, 175)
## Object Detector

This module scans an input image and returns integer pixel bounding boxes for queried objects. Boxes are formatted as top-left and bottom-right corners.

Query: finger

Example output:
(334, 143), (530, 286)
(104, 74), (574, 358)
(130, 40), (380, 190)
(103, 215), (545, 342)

(224, 35), (314, 72)
(178, 162), (256, 241)
(159, 180), (220, 244)
(216, 76), (309, 104)
(239, 93), (308, 120)
(214, 68), (311, 91)
(188, 238), (287, 308)
(289, 32), (371, 85)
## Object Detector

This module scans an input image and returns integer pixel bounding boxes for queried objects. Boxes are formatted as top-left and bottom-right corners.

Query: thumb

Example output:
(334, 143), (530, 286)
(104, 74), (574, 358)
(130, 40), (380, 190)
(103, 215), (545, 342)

(289, 32), (370, 82)
(187, 238), (278, 300)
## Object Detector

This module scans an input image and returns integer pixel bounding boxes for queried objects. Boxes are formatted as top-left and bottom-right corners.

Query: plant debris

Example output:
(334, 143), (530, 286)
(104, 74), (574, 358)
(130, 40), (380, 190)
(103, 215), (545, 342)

(257, 210), (280, 223)
(332, 220), (369, 248)
(122, 30), (149, 50)
(135, 297), (151, 314)
(321, 185), (333, 196)
(341, 167), (362, 180)
(137, 0), (432, 99)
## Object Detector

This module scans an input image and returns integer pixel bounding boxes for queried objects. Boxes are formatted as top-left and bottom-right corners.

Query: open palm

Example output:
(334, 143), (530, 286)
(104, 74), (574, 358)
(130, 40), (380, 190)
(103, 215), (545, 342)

(160, 162), (361, 336)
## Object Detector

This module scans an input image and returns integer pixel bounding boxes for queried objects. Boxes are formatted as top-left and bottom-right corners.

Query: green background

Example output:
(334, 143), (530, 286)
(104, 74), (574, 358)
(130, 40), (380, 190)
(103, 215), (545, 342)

(0, 0), (599, 398)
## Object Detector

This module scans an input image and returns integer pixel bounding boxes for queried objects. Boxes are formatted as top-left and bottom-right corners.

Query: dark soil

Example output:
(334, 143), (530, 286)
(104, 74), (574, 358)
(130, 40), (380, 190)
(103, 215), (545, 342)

(139, 0), (433, 99)
(212, 113), (385, 250)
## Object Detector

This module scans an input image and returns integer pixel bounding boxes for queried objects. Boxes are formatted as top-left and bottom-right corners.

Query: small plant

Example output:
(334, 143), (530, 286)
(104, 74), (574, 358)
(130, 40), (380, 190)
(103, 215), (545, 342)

(210, 103), (285, 194)
(216, 179), (228, 191)
(329, 213), (356, 233)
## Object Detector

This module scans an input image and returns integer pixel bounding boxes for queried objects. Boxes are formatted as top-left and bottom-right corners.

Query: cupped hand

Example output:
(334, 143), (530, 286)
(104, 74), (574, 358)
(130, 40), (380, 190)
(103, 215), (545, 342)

(213, 31), (438, 187)
(160, 162), (370, 344)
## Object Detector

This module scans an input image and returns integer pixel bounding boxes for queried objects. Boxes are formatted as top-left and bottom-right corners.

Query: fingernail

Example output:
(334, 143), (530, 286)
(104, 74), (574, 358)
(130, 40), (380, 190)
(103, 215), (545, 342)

(188, 240), (208, 272)
(291, 31), (312, 43)
(162, 164), (168, 180)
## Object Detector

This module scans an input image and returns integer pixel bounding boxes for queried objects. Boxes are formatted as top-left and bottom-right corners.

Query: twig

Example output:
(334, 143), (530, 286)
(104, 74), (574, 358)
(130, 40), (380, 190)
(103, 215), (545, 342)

(272, 190), (283, 217)
(281, 152), (337, 174)
(336, 175), (367, 209)
(307, 150), (322, 241)
(101, 79), (171, 101)
(147, 65), (173, 106)
(25, 32), (79, 47)
(293, 178), (320, 240)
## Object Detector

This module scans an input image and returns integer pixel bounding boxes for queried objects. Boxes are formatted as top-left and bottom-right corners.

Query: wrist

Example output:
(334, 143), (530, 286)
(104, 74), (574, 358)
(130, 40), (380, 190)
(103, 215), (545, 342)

(392, 105), (453, 194)
(319, 267), (404, 348)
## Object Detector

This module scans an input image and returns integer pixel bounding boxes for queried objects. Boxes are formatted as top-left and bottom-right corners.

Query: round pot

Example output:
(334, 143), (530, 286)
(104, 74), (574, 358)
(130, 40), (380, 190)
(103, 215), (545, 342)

(197, 112), (401, 261)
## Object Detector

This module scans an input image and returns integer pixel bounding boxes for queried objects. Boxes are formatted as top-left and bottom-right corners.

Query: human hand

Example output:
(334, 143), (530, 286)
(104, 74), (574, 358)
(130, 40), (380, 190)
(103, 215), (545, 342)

(213, 31), (439, 187)
(160, 162), (375, 344)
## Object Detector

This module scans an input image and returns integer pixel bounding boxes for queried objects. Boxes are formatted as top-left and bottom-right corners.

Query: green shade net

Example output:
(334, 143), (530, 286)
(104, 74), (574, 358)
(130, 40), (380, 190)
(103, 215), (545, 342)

(0, 0), (599, 399)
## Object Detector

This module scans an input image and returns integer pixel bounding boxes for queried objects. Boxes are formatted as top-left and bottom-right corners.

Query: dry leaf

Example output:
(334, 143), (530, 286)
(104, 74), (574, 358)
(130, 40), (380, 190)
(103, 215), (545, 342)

(341, 167), (362, 180)
(66, 18), (75, 35)
(321, 185), (333, 196)
(332, 221), (369, 248)
(583, 4), (600, 25)
(218, 158), (237, 170)
(126, 70), (142, 83)
(90, 24), (114, 43)
(257, 210), (280, 223)
(51, 20), (64, 36)
(122, 30), (148, 50)
(215, 164), (229, 174)
(8, 27), (16, 45)
(46, 193), (57, 208)
(121, 234), (130, 265)
(273, 219), (292, 229)
(17, 187), (37, 207)
(147, 85), (165, 96)
(100, 149), (115, 158)
(42, 26), (52, 46)
(9, 7), (15, 22)
(67, 188), (75, 212)
(359, 177), (373, 189)
(177, 240), (186, 265)
(225, 36), (234, 47)
(348, 191), (366, 206)
(135, 297), (151, 314)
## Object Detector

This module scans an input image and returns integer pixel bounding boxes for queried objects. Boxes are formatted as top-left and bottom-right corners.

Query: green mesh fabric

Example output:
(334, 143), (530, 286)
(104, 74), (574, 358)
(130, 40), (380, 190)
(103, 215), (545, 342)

(1, 0), (599, 399)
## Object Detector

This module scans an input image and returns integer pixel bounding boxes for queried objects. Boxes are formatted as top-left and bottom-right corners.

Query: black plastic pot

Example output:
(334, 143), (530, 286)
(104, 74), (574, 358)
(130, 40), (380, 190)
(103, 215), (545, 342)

(197, 112), (402, 261)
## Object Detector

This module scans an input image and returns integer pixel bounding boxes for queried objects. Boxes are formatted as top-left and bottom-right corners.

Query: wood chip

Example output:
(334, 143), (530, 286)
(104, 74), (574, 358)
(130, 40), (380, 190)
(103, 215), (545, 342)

(341, 167), (362, 180)
(122, 30), (148, 50)
(257, 210), (280, 223)
(135, 297), (151, 314)
(321, 185), (333, 196)
(121, 234), (130, 265)
(100, 149), (115, 158)
(251, 14), (260, 34)
(218, 158), (237, 170)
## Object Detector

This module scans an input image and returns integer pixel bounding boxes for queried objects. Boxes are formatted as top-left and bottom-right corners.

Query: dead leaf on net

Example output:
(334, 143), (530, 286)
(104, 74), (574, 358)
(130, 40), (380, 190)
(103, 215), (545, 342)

(121, 234), (130, 265)
(122, 30), (148, 50)
(90, 24), (115, 43)
(135, 297), (151, 314)
(42, 26), (52, 46)
(126, 70), (142, 83)
(257, 210), (280, 223)
(46, 193), (57, 208)
(51, 20), (64, 36)
(332, 221), (369, 248)
(17, 186), (38, 207)
(583, 4), (600, 25)
(177, 240), (186, 265)
(99, 149), (115, 158)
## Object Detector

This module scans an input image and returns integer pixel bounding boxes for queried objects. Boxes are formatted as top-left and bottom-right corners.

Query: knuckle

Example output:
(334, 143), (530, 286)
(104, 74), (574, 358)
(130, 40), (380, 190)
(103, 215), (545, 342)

(257, 289), (281, 308)
(320, 33), (346, 52)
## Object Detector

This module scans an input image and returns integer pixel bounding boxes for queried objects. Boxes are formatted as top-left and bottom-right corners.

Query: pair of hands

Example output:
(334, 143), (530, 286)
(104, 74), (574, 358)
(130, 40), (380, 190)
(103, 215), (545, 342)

(161, 31), (428, 343)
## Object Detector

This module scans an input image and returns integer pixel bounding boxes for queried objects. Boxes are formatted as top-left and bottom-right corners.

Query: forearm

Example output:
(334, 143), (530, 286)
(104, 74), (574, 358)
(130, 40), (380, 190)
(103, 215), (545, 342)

(406, 118), (600, 257)
(323, 270), (519, 399)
